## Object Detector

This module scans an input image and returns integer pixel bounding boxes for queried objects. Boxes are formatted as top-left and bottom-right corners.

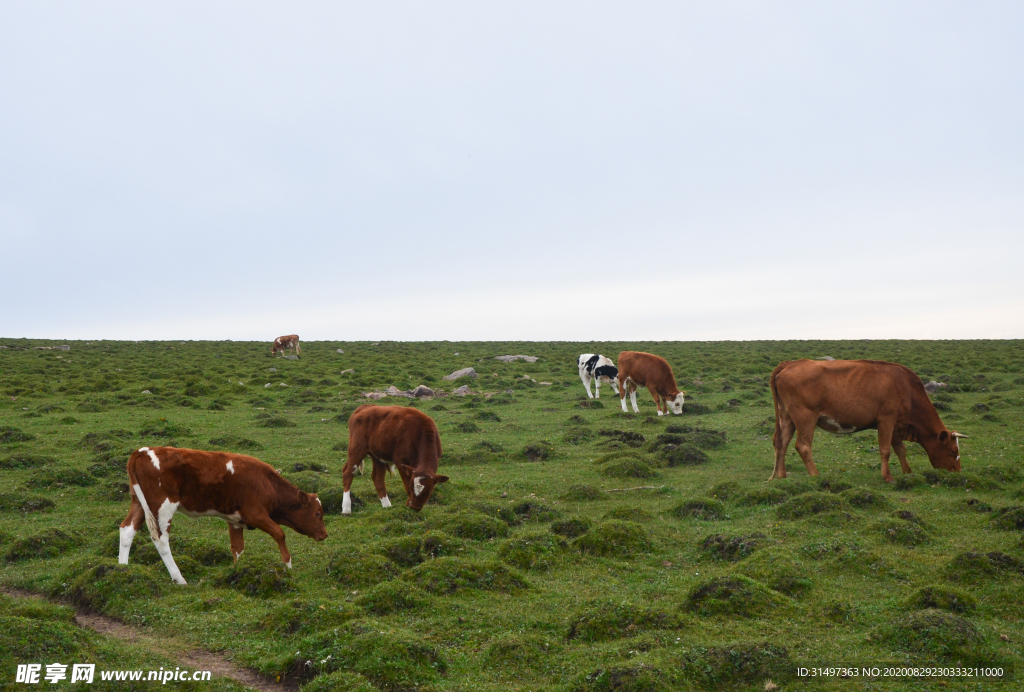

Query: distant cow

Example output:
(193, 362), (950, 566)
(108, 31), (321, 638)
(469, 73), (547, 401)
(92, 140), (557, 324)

(578, 354), (619, 399)
(617, 351), (685, 415)
(118, 447), (326, 584)
(271, 334), (300, 357)
(770, 359), (966, 483)
(341, 405), (448, 514)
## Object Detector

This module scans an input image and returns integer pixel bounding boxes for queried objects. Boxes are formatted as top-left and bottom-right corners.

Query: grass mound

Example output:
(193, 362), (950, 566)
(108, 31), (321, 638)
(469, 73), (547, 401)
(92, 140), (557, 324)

(574, 520), (651, 558)
(677, 643), (794, 689)
(700, 533), (764, 561)
(256, 415), (297, 428)
(567, 600), (678, 642)
(965, 498), (993, 513)
(873, 609), (993, 663)
(737, 552), (814, 597)
(300, 671), (376, 692)
(403, 557), (529, 594)
(521, 440), (556, 461)
(217, 555), (295, 597)
(512, 499), (561, 522)
(25, 466), (97, 488)
(604, 506), (653, 523)
(991, 506), (1024, 531)
(736, 487), (788, 506)
(922, 469), (993, 490)
(894, 474), (927, 491)
(299, 627), (446, 689)
(904, 586), (978, 614)
(842, 487), (891, 509)
(436, 509), (510, 540)
(5, 528), (80, 562)
(139, 418), (190, 438)
(378, 535), (427, 567)
(208, 435), (264, 451)
(945, 551), (1024, 582)
(552, 517), (592, 538)
(598, 430), (646, 447)
(563, 427), (595, 444)
(319, 486), (365, 514)
(326, 553), (398, 588)
(0, 426), (35, 443)
(707, 481), (742, 500)
(355, 581), (430, 615)
(600, 456), (659, 479)
(55, 558), (165, 610)
(0, 492), (54, 513)
(498, 531), (567, 571)
(262, 599), (360, 635)
(685, 575), (786, 617)
(660, 443), (710, 466)
(0, 453), (55, 469)
(876, 519), (930, 546)
(562, 484), (603, 501)
(486, 635), (563, 666)
(574, 665), (668, 692)
(671, 499), (726, 521)
(775, 492), (846, 519)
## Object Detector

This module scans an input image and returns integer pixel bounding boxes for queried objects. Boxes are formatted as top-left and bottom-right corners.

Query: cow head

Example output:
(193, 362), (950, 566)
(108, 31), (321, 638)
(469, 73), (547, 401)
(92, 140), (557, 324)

(398, 464), (449, 511)
(929, 430), (966, 472)
(668, 392), (685, 415)
(280, 492), (328, 541)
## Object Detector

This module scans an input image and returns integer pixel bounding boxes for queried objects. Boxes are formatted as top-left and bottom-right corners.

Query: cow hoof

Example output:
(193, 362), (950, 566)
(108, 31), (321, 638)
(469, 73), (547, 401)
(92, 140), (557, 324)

(174, 578), (187, 586)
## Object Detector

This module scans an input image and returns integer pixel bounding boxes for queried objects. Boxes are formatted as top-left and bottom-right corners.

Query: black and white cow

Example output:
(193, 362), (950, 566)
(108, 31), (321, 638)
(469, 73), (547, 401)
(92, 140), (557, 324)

(578, 354), (619, 399)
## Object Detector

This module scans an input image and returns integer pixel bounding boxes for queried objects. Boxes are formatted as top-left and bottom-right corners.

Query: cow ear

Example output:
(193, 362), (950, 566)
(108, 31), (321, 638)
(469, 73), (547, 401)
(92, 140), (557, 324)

(398, 463), (416, 474)
(939, 430), (949, 442)
(433, 475), (450, 485)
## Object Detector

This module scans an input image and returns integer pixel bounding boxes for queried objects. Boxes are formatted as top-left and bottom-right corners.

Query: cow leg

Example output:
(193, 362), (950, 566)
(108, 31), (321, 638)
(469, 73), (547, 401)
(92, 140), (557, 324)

(581, 372), (593, 398)
(342, 438), (368, 515)
(619, 376), (629, 412)
(118, 496), (145, 564)
(630, 386), (640, 414)
(152, 498), (186, 585)
(228, 523), (245, 563)
(792, 419), (819, 476)
(650, 388), (663, 415)
(877, 422), (896, 483)
(250, 514), (292, 568)
(771, 416), (797, 480)
(594, 377), (600, 398)
(892, 439), (912, 475)
(372, 460), (392, 508)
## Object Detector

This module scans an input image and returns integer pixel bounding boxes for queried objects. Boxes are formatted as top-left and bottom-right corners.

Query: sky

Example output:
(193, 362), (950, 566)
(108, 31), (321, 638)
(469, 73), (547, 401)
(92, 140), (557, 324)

(2, 2), (1022, 341)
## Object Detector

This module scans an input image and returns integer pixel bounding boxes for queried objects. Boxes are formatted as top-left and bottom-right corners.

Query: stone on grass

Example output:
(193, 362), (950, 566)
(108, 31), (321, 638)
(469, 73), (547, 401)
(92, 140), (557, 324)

(443, 367), (478, 380)
(494, 355), (539, 363)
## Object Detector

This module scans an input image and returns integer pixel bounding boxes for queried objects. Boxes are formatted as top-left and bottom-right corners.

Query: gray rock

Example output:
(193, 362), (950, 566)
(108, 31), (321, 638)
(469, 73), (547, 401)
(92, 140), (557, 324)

(340, 369), (355, 375)
(452, 385), (473, 396)
(282, 354), (299, 360)
(364, 391), (388, 400)
(141, 390), (151, 394)
(411, 385), (435, 398)
(495, 354), (538, 363)
(58, 344), (71, 351)
(443, 367), (478, 380)
(269, 368), (277, 372)
(923, 381), (947, 393)
(336, 349), (345, 353)
(818, 356), (835, 361)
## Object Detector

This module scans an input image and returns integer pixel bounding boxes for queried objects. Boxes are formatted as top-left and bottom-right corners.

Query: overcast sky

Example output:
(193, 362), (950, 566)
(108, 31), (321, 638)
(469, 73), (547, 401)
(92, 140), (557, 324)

(2, 2), (1022, 341)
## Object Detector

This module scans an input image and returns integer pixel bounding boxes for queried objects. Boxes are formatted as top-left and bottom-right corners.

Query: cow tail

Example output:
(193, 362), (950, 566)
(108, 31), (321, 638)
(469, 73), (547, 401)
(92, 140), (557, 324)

(768, 362), (788, 481)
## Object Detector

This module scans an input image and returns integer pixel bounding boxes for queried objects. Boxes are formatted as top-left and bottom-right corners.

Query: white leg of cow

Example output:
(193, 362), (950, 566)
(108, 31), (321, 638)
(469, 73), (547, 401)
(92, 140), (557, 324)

(581, 373), (593, 398)
(621, 394), (628, 412)
(118, 525), (136, 564)
(380, 496), (392, 508)
(630, 389), (640, 413)
(153, 499), (186, 585)
(342, 490), (352, 514)
(594, 378), (601, 398)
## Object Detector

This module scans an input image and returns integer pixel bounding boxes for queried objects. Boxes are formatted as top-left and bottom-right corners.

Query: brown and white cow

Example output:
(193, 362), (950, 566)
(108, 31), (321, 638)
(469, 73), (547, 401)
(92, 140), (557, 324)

(770, 359), (966, 483)
(617, 351), (685, 416)
(271, 334), (300, 357)
(118, 446), (327, 584)
(341, 405), (448, 513)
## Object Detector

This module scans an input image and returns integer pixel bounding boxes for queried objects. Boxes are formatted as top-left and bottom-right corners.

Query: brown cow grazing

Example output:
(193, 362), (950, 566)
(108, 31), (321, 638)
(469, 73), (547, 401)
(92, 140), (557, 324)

(118, 446), (326, 584)
(271, 334), (300, 357)
(341, 405), (448, 514)
(616, 351), (685, 416)
(770, 359), (966, 483)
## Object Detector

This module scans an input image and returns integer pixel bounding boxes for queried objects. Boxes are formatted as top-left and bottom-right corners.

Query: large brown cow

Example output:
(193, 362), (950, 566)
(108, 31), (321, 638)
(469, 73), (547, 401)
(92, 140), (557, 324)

(341, 405), (448, 513)
(617, 351), (685, 415)
(770, 359), (966, 483)
(119, 446), (327, 584)
(271, 334), (300, 357)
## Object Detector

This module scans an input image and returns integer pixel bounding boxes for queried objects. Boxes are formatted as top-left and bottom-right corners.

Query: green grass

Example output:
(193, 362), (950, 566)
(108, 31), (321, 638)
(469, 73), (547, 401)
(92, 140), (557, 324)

(1, 338), (1023, 690)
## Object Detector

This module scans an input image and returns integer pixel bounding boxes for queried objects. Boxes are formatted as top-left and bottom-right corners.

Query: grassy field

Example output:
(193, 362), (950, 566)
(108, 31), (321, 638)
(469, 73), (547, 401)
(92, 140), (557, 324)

(1, 338), (1023, 692)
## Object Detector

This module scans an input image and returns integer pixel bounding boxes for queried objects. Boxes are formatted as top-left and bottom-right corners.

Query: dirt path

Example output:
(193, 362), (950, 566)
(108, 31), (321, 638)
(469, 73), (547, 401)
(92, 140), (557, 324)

(3, 587), (295, 692)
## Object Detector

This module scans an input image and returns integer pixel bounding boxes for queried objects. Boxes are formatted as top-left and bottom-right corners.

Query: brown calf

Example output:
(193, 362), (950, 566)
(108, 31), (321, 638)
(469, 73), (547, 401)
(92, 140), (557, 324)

(770, 359), (965, 482)
(118, 446), (326, 584)
(617, 351), (685, 415)
(341, 405), (448, 513)
(271, 334), (300, 357)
